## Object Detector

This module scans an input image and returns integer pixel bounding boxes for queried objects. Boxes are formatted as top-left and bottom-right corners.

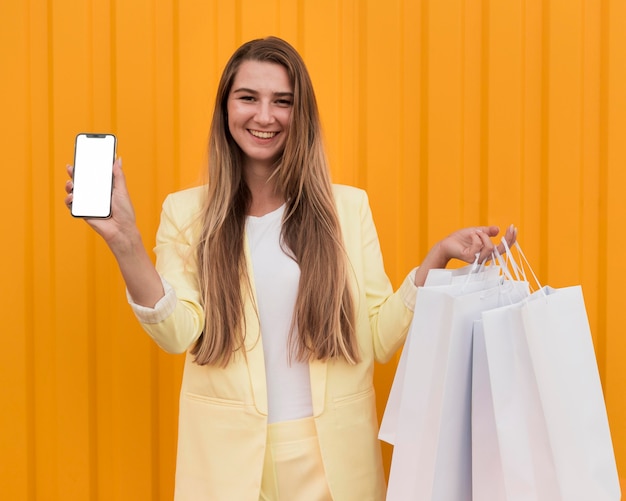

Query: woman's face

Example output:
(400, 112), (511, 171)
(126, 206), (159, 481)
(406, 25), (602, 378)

(227, 60), (293, 171)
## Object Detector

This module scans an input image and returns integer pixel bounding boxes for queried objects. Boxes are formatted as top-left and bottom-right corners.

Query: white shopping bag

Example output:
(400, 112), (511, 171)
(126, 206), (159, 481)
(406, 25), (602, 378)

(424, 262), (501, 287)
(522, 286), (621, 501)
(384, 276), (528, 501)
(473, 303), (560, 501)
(378, 327), (411, 445)
(473, 284), (620, 501)
(471, 319), (508, 500)
(380, 263), (499, 444)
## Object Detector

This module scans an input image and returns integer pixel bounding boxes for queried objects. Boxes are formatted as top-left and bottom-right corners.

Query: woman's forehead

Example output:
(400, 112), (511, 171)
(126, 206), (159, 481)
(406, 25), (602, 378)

(231, 60), (293, 93)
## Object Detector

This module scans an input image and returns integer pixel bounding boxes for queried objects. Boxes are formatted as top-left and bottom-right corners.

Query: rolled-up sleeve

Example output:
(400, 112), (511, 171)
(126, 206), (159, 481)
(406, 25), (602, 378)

(133, 189), (206, 354)
(127, 276), (177, 324)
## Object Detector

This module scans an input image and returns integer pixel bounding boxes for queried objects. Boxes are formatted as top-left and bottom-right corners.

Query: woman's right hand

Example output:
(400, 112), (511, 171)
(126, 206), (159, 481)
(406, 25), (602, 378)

(65, 158), (141, 254)
(65, 158), (166, 307)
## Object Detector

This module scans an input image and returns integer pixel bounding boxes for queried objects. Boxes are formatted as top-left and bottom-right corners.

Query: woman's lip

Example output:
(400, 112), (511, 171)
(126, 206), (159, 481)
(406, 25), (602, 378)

(248, 129), (279, 139)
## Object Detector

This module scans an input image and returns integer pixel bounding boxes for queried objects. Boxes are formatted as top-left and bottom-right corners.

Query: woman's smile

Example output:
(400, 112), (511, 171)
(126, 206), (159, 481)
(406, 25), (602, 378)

(249, 129), (279, 140)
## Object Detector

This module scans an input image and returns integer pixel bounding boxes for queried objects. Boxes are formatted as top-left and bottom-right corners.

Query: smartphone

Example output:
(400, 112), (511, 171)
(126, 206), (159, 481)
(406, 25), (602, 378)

(71, 133), (117, 218)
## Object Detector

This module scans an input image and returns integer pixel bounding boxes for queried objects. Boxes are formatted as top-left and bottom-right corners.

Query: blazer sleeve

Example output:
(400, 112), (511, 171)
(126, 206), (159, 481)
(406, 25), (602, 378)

(137, 191), (205, 354)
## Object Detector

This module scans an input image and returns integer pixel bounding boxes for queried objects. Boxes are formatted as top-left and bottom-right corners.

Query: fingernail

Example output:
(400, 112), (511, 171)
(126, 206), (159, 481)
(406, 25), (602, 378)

(119, 157), (123, 168)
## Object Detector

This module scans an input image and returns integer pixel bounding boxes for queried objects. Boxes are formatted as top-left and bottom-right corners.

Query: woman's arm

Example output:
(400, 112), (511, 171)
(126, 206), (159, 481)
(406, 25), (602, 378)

(65, 158), (164, 307)
(350, 188), (517, 362)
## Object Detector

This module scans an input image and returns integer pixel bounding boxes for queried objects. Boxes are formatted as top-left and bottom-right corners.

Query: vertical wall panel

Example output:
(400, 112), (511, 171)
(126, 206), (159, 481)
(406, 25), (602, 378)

(1, 0), (625, 498)
(486, 0), (524, 229)
(363, 0), (403, 279)
(0, 2), (31, 499)
(302, 0), (341, 176)
(581, 0), (603, 356)
(605, 0), (626, 490)
(460, 0), (483, 228)
(546, 0), (584, 288)
(427, 0), (465, 246)
(29, 0), (59, 497)
(177, 0), (216, 192)
(397, 0), (423, 263)
(520, 0), (545, 271)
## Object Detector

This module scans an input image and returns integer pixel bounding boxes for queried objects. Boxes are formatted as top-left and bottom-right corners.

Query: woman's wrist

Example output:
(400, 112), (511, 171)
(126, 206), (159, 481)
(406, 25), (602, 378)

(414, 241), (451, 287)
(422, 241), (450, 270)
(107, 226), (145, 259)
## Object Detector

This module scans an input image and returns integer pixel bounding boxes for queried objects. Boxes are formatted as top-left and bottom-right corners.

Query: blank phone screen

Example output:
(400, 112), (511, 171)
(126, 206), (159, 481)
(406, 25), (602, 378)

(71, 133), (116, 218)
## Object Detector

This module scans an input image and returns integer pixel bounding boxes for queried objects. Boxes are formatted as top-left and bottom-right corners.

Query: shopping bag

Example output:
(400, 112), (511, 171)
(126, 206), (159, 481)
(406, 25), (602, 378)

(473, 257), (620, 501)
(521, 285), (621, 500)
(424, 262), (501, 287)
(379, 262), (499, 445)
(384, 275), (528, 501)
(473, 301), (560, 501)
(378, 325), (411, 445)
(471, 319), (508, 500)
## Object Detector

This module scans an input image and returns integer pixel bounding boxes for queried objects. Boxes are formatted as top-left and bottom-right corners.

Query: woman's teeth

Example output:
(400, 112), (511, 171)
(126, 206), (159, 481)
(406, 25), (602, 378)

(250, 130), (277, 139)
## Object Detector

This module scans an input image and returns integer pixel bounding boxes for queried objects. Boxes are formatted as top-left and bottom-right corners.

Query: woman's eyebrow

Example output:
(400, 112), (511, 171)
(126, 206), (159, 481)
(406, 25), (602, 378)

(232, 88), (293, 97)
(232, 87), (257, 94)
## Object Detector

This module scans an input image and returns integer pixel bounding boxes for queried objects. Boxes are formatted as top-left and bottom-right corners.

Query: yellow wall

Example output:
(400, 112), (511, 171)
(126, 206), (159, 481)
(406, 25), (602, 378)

(1, 0), (625, 498)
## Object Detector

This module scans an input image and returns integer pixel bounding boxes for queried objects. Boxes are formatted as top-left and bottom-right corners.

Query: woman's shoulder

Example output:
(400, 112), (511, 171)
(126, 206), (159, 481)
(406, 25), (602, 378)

(162, 185), (206, 212)
(332, 183), (368, 207)
(164, 185), (205, 203)
(158, 186), (206, 232)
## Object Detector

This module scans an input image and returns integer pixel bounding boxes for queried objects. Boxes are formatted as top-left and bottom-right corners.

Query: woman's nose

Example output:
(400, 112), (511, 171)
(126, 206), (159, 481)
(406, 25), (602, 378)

(254, 102), (274, 124)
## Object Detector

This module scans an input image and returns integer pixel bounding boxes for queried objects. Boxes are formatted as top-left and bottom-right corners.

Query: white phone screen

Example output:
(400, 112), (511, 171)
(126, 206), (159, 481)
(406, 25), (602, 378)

(71, 133), (116, 218)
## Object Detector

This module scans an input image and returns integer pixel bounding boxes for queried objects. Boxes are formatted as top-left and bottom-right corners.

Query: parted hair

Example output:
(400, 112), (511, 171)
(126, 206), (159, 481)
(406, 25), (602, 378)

(192, 36), (359, 367)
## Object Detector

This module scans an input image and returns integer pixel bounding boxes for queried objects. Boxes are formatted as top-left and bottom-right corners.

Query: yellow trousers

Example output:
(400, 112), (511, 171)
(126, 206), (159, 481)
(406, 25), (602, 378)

(260, 417), (333, 501)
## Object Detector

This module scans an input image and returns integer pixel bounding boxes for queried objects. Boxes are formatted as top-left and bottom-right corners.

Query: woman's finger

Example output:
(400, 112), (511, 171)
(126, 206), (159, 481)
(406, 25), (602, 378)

(475, 225), (500, 238)
(494, 224), (518, 255)
(474, 230), (496, 263)
(65, 167), (74, 210)
(65, 191), (73, 210)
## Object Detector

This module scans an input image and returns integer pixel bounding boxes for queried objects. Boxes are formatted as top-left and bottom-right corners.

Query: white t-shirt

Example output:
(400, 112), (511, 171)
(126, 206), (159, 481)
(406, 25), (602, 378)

(246, 205), (314, 424)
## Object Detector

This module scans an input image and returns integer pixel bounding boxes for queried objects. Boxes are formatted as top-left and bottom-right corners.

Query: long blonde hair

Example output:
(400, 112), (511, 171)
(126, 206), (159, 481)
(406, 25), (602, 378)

(192, 36), (358, 367)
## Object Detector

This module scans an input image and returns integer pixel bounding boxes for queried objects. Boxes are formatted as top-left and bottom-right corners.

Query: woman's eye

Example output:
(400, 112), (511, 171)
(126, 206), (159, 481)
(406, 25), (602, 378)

(239, 95), (255, 102)
(276, 99), (293, 106)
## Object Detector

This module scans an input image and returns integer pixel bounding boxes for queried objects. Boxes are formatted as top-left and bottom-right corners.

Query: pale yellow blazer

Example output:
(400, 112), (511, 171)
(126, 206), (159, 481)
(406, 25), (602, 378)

(139, 184), (417, 501)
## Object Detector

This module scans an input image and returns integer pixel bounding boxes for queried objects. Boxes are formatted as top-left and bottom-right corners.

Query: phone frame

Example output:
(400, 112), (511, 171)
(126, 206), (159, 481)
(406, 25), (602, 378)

(71, 133), (117, 219)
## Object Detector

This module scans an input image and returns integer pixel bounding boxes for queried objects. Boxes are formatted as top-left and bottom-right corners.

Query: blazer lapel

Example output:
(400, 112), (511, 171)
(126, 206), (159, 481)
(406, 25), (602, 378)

(243, 234), (268, 416)
(309, 359), (328, 416)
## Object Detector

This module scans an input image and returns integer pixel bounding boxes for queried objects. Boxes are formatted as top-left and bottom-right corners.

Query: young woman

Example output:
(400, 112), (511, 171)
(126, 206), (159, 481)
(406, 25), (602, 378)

(65, 36), (515, 501)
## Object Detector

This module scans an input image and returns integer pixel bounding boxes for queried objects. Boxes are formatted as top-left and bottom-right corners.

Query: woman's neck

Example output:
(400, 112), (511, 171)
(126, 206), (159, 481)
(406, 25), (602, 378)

(244, 163), (285, 217)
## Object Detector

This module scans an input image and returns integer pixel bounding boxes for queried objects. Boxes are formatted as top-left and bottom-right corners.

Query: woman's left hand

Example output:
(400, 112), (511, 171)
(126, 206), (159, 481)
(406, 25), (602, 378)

(414, 224), (517, 286)
(439, 224), (517, 265)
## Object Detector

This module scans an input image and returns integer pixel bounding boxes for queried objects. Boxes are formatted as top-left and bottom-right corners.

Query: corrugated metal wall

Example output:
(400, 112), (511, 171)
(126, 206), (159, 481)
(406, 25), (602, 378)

(1, 0), (624, 498)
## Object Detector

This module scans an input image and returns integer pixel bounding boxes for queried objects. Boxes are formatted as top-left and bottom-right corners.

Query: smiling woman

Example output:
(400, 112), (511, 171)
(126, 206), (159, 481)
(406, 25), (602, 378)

(61, 35), (515, 501)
